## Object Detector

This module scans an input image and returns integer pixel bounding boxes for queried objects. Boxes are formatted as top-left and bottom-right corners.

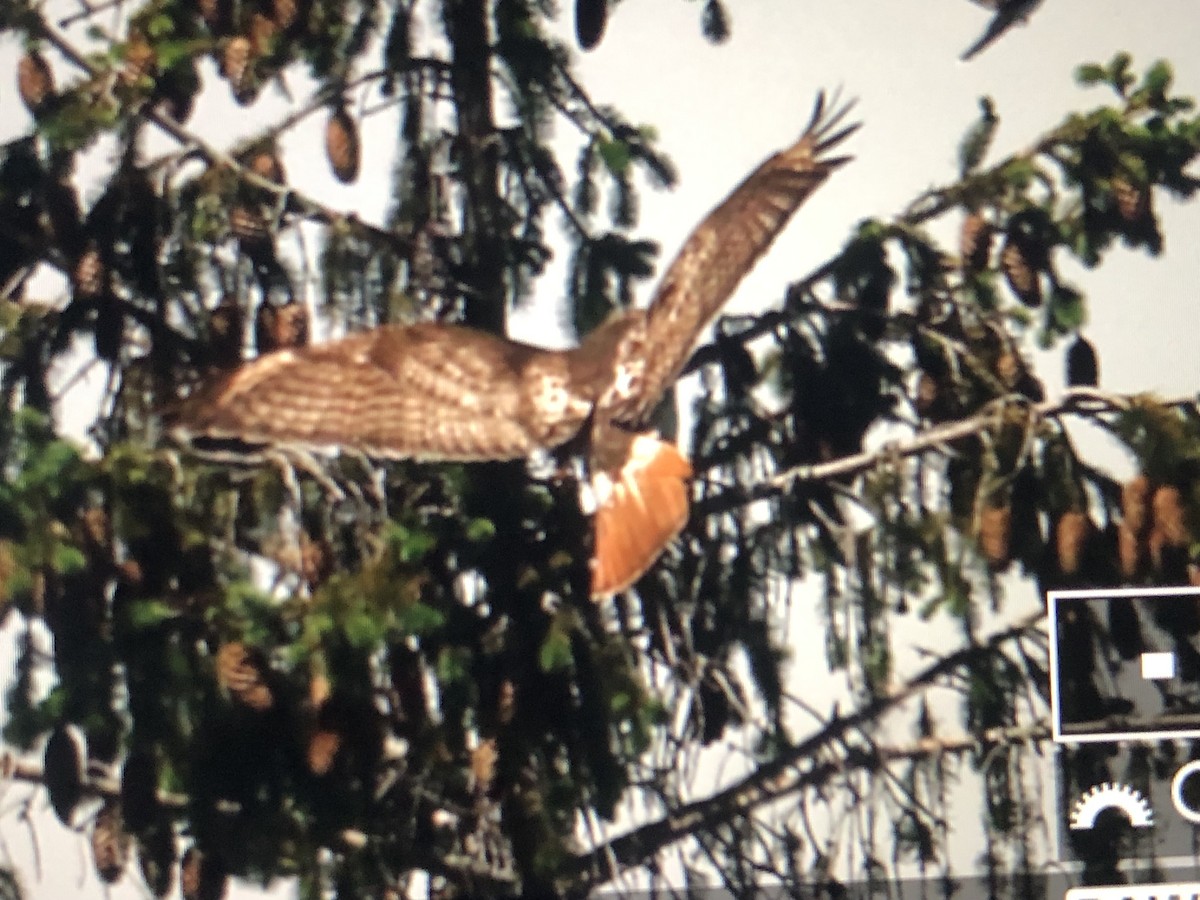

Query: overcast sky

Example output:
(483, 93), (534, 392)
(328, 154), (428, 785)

(0, 0), (1198, 896)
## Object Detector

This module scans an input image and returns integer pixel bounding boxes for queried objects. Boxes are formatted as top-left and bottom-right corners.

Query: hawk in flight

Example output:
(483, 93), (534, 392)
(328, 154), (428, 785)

(170, 92), (858, 598)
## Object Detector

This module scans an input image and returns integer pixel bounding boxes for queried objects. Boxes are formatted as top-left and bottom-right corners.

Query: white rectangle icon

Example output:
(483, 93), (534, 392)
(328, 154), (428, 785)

(1049, 586), (1200, 743)
(1141, 651), (1177, 681)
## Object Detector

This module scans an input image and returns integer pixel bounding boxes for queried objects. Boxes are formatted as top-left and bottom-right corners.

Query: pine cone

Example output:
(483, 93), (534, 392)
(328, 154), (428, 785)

(979, 503), (1012, 569)
(248, 148), (284, 183)
(1112, 175), (1151, 224)
(44, 726), (84, 826)
(960, 211), (993, 274)
(17, 51), (55, 113)
(181, 847), (227, 900)
(255, 298), (309, 353)
(471, 738), (498, 793)
(120, 749), (161, 833)
(1055, 510), (1092, 576)
(1118, 521), (1142, 581)
(272, 0), (300, 30)
(995, 351), (1021, 390)
(77, 507), (112, 561)
(196, 0), (222, 30)
(1122, 474), (1153, 537)
(215, 641), (273, 711)
(1000, 233), (1041, 306)
(121, 35), (158, 88)
(1152, 485), (1190, 546)
(157, 67), (198, 123)
(1066, 335), (1099, 387)
(325, 106), (361, 183)
(94, 293), (124, 361)
(249, 12), (278, 56)
(137, 823), (176, 898)
(914, 372), (939, 418)
(208, 294), (245, 367)
(73, 243), (107, 297)
(299, 531), (332, 586)
(574, 0), (607, 50)
(220, 36), (255, 103)
(228, 203), (269, 245)
(307, 728), (341, 776)
(91, 801), (131, 884)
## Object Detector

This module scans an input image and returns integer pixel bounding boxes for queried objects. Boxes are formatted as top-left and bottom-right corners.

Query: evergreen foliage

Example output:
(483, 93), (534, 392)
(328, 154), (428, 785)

(0, 2), (1197, 896)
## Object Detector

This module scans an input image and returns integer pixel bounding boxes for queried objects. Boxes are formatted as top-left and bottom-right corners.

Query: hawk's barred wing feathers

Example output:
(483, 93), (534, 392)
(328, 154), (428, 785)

(170, 91), (859, 597)
(172, 323), (582, 462)
(604, 91), (858, 427)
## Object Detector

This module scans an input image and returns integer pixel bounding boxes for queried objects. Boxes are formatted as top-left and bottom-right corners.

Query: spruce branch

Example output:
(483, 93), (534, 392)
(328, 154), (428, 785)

(564, 611), (1046, 892)
(30, 16), (415, 258)
(694, 389), (1198, 518)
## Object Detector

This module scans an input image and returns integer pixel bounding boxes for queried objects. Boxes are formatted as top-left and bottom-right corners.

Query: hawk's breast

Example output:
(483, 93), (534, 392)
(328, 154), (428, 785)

(520, 355), (594, 448)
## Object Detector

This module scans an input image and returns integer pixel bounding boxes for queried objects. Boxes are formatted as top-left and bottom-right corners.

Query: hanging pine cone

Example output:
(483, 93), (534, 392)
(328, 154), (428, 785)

(1112, 175), (1151, 225)
(254, 297), (309, 353)
(1055, 510), (1092, 576)
(120, 749), (160, 833)
(17, 51), (55, 113)
(1066, 335), (1099, 387)
(181, 847), (227, 900)
(325, 105), (361, 183)
(299, 530), (333, 586)
(1000, 234), (1042, 306)
(120, 34), (158, 88)
(272, 0), (300, 30)
(91, 801), (131, 884)
(307, 727), (341, 776)
(228, 202), (269, 246)
(249, 12), (278, 56)
(221, 36), (255, 103)
(156, 63), (199, 123)
(94, 292), (124, 362)
(1122, 474), (1152, 536)
(914, 371), (939, 418)
(137, 822), (176, 899)
(575, 0), (607, 50)
(44, 726), (84, 826)
(1152, 485), (1190, 546)
(215, 641), (273, 711)
(979, 502), (1013, 570)
(41, 177), (84, 256)
(248, 148), (285, 183)
(471, 738), (498, 794)
(76, 506), (112, 567)
(196, 0), (221, 29)
(960, 211), (993, 274)
(208, 294), (244, 367)
(994, 351), (1021, 390)
(1118, 522), (1143, 581)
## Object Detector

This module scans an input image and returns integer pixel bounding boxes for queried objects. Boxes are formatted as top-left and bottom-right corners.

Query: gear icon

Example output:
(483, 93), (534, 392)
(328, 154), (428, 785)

(1069, 782), (1154, 830)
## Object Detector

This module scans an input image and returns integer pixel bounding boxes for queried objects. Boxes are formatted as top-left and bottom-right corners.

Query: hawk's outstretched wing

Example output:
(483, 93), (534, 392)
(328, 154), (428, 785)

(600, 91), (858, 427)
(171, 91), (860, 599)
(170, 323), (583, 462)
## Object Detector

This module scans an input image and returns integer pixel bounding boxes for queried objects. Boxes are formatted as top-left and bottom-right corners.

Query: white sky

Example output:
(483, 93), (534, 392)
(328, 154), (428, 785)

(1, 0), (1199, 896)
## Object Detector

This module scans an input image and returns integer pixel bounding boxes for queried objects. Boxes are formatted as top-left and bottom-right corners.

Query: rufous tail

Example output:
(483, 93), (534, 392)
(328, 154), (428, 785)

(590, 435), (693, 598)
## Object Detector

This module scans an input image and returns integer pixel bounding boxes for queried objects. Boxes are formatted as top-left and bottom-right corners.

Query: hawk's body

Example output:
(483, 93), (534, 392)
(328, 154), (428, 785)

(171, 93), (859, 597)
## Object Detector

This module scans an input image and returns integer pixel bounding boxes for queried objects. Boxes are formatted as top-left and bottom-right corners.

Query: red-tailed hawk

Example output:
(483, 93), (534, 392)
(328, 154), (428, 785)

(170, 92), (858, 597)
